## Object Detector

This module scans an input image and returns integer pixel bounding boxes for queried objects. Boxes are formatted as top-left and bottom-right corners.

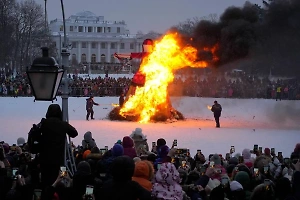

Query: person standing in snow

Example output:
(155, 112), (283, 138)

(86, 96), (99, 120)
(211, 100), (222, 128)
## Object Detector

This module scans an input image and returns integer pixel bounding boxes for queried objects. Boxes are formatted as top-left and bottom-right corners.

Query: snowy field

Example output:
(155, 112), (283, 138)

(0, 96), (299, 158)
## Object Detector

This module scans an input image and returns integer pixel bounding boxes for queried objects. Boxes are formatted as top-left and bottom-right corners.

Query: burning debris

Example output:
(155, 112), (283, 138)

(108, 33), (210, 123)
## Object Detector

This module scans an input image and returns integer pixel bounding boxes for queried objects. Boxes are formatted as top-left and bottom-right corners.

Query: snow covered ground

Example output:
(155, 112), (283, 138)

(0, 96), (299, 158)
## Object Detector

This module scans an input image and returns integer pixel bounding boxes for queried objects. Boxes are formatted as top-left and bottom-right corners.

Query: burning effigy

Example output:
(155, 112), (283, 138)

(109, 33), (208, 123)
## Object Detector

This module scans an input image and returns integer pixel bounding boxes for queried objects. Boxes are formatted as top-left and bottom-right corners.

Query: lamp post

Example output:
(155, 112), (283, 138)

(26, 47), (64, 101)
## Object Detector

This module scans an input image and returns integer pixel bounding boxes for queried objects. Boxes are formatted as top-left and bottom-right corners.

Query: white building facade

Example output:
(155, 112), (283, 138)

(49, 11), (159, 66)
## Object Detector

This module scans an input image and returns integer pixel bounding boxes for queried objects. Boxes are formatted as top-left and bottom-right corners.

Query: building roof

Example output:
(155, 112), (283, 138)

(74, 11), (97, 17)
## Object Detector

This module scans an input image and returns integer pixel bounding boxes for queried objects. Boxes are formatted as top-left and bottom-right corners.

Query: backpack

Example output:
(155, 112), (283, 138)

(27, 118), (45, 154)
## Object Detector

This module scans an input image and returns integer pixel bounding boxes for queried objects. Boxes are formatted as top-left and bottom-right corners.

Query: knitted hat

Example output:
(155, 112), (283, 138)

(83, 150), (91, 159)
(242, 149), (251, 160)
(234, 171), (250, 189)
(112, 144), (124, 157)
(77, 161), (91, 175)
(17, 137), (26, 146)
(230, 181), (243, 191)
(294, 143), (300, 154)
(157, 138), (166, 148)
(210, 154), (221, 165)
(159, 145), (169, 158)
(229, 157), (239, 165)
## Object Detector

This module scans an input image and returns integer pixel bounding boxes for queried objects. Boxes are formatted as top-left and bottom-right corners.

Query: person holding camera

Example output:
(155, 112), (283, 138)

(211, 100), (222, 128)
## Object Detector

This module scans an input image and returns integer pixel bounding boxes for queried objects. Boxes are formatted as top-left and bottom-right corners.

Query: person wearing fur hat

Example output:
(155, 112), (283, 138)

(130, 128), (149, 155)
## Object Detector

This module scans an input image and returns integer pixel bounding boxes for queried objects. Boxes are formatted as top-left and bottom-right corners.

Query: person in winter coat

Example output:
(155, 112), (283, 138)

(82, 131), (97, 149)
(122, 136), (137, 159)
(86, 96), (99, 120)
(100, 156), (152, 200)
(130, 128), (149, 155)
(119, 92), (125, 108)
(211, 100), (222, 128)
(39, 104), (78, 196)
(132, 160), (154, 191)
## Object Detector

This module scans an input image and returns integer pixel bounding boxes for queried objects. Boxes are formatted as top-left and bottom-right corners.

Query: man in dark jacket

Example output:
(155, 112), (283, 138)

(86, 96), (99, 120)
(211, 100), (222, 128)
(39, 104), (78, 194)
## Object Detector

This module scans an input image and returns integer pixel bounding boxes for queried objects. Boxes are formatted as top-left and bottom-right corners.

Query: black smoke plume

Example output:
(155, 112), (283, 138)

(190, 0), (300, 76)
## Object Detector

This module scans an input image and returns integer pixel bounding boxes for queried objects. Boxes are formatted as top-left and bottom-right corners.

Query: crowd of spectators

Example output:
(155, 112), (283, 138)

(1, 69), (300, 100)
(1, 126), (300, 200)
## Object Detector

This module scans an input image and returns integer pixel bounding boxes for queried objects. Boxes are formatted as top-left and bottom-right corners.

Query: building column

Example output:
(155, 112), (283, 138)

(135, 43), (140, 52)
(117, 42), (120, 53)
(77, 41), (81, 63)
(87, 42), (91, 62)
(97, 42), (101, 62)
(107, 42), (111, 62)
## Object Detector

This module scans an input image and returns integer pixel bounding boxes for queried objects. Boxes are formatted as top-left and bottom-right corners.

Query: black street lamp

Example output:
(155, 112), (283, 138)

(27, 47), (64, 101)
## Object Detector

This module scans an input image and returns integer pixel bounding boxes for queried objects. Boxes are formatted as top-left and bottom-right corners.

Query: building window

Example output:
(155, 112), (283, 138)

(72, 42), (77, 48)
(107, 27), (111, 32)
(88, 26), (93, 32)
(130, 43), (134, 49)
(101, 42), (106, 49)
(81, 54), (87, 63)
(97, 27), (102, 33)
(69, 26), (73, 32)
(78, 26), (83, 32)
(82, 42), (87, 48)
(111, 43), (115, 49)
(117, 27), (120, 33)
(120, 43), (125, 49)
(91, 54), (96, 63)
(101, 54), (106, 63)
(111, 54), (115, 63)
(91, 42), (97, 49)
(60, 25), (63, 31)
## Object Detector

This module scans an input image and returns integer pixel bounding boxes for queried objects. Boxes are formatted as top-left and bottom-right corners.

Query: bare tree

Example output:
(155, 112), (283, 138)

(0, 0), (17, 69)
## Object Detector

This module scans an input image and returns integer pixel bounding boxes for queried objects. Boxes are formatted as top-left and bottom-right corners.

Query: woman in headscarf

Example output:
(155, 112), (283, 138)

(152, 162), (183, 200)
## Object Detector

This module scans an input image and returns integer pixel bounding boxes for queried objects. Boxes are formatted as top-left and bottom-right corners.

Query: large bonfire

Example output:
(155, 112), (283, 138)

(109, 33), (209, 123)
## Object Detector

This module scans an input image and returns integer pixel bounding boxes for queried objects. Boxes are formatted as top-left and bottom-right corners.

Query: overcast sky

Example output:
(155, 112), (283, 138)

(38, 0), (262, 34)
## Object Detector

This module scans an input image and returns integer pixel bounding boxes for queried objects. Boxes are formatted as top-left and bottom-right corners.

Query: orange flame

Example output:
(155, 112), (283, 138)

(207, 105), (212, 110)
(120, 33), (208, 123)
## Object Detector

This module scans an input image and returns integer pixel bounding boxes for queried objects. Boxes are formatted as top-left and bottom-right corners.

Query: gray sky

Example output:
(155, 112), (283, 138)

(40, 0), (262, 34)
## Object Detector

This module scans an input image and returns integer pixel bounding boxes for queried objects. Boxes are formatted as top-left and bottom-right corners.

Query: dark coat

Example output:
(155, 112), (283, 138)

(86, 98), (99, 110)
(211, 103), (222, 117)
(40, 104), (78, 166)
(119, 95), (124, 107)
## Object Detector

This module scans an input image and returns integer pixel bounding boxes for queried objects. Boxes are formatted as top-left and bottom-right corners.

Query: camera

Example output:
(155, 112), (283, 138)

(259, 147), (263, 153)
(271, 148), (275, 155)
(253, 168), (259, 177)
(221, 177), (229, 186)
(60, 166), (67, 177)
(264, 179), (271, 191)
(263, 166), (269, 174)
(253, 144), (258, 153)
(105, 146), (108, 151)
(230, 146), (235, 154)
(12, 168), (18, 180)
(173, 139), (177, 147)
(210, 161), (215, 168)
(85, 185), (94, 200)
